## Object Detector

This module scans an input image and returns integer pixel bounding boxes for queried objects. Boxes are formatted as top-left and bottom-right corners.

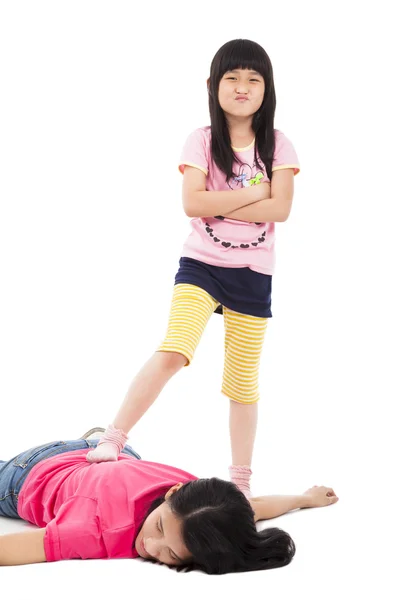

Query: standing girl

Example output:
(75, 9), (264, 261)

(87, 39), (300, 498)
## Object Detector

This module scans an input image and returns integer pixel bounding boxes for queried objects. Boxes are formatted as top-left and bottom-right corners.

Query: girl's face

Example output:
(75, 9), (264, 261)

(134, 484), (192, 567)
(217, 68), (265, 121)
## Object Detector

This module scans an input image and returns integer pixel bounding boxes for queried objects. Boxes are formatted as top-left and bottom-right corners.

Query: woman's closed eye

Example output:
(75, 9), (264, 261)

(157, 519), (179, 562)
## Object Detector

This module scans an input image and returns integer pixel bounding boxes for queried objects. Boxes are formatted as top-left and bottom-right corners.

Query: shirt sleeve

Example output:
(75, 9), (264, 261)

(44, 496), (106, 561)
(178, 128), (209, 176)
(272, 131), (300, 175)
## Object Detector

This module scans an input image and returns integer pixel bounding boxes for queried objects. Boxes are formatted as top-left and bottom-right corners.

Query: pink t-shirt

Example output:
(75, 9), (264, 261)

(17, 450), (198, 562)
(179, 126), (300, 275)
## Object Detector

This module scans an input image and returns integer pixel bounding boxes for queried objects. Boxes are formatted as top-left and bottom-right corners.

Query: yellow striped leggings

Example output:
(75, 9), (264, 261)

(157, 284), (268, 404)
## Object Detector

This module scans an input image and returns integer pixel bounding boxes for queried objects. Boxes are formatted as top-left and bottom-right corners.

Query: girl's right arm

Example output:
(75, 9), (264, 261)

(182, 166), (268, 218)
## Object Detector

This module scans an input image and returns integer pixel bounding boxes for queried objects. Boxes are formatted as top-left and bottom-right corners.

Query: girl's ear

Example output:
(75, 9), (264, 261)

(206, 77), (210, 93)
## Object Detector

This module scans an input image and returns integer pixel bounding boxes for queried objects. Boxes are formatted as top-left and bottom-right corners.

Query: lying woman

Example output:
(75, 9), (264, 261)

(0, 428), (339, 573)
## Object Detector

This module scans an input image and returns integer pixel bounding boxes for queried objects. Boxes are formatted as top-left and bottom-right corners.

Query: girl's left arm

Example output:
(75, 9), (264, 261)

(249, 486), (339, 522)
(221, 169), (294, 223)
(0, 528), (47, 566)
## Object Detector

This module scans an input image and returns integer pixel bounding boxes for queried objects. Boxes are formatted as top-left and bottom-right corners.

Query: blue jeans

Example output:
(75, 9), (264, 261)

(0, 439), (141, 519)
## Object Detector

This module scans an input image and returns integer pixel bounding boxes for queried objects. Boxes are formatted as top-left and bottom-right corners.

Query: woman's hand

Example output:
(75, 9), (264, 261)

(302, 485), (339, 508)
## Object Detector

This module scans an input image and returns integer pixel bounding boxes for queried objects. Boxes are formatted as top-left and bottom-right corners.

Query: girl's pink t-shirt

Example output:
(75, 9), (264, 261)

(179, 126), (300, 275)
(17, 450), (198, 562)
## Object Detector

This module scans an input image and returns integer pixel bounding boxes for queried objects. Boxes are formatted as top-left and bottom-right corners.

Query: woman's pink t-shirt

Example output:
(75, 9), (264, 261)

(179, 126), (300, 275)
(17, 450), (198, 562)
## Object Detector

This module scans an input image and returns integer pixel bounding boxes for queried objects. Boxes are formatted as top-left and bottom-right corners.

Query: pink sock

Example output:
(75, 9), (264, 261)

(229, 465), (253, 499)
(97, 424), (128, 453)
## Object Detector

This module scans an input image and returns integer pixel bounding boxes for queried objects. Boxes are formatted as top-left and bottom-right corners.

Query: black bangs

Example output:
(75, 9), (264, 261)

(211, 39), (271, 84)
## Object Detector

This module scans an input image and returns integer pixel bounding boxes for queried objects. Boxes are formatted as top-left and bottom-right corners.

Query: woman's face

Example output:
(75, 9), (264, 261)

(134, 484), (192, 567)
(217, 68), (265, 121)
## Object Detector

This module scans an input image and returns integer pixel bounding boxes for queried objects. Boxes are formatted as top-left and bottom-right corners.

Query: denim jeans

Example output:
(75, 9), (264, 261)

(0, 438), (141, 519)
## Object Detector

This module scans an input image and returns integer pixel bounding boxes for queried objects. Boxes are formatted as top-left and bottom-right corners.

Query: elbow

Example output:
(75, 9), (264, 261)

(183, 189), (207, 218)
(277, 205), (292, 222)
(183, 205), (194, 217)
(182, 200), (194, 218)
(182, 194), (197, 218)
(184, 206), (199, 218)
(270, 211), (288, 223)
(271, 195), (292, 222)
(183, 202), (203, 218)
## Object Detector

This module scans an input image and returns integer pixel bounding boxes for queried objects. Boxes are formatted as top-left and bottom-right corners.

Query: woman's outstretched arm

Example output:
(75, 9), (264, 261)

(249, 486), (339, 522)
(0, 528), (46, 566)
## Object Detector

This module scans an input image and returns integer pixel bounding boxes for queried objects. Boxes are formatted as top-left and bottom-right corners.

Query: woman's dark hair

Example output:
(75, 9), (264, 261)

(208, 38), (276, 183)
(141, 478), (295, 575)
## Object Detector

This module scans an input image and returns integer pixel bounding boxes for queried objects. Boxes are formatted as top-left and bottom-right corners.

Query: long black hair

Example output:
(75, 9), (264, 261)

(208, 39), (276, 183)
(140, 477), (295, 575)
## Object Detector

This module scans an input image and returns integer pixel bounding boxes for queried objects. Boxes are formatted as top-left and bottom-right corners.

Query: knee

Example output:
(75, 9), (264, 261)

(158, 351), (188, 371)
(229, 397), (259, 406)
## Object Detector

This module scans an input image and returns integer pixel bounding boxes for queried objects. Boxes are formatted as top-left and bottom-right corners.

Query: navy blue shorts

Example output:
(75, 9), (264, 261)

(175, 257), (272, 318)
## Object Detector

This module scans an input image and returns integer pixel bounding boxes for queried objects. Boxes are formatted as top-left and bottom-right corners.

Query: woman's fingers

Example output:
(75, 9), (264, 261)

(325, 487), (339, 503)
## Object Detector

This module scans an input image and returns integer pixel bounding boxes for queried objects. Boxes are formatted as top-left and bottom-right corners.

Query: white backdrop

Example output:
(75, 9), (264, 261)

(0, 0), (398, 597)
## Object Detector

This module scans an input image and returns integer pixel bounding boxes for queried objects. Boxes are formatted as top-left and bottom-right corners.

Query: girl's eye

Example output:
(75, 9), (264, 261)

(226, 77), (260, 82)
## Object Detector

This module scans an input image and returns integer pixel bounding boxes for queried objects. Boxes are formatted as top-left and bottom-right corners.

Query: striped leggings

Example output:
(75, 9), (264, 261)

(157, 284), (268, 404)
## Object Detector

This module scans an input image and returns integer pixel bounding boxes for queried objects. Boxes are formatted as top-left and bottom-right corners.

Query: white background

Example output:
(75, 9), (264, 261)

(0, 0), (399, 597)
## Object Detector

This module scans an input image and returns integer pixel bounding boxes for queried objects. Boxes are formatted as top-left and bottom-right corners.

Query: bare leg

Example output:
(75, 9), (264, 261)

(228, 400), (258, 498)
(113, 351), (187, 431)
(229, 399), (258, 466)
(86, 351), (187, 462)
